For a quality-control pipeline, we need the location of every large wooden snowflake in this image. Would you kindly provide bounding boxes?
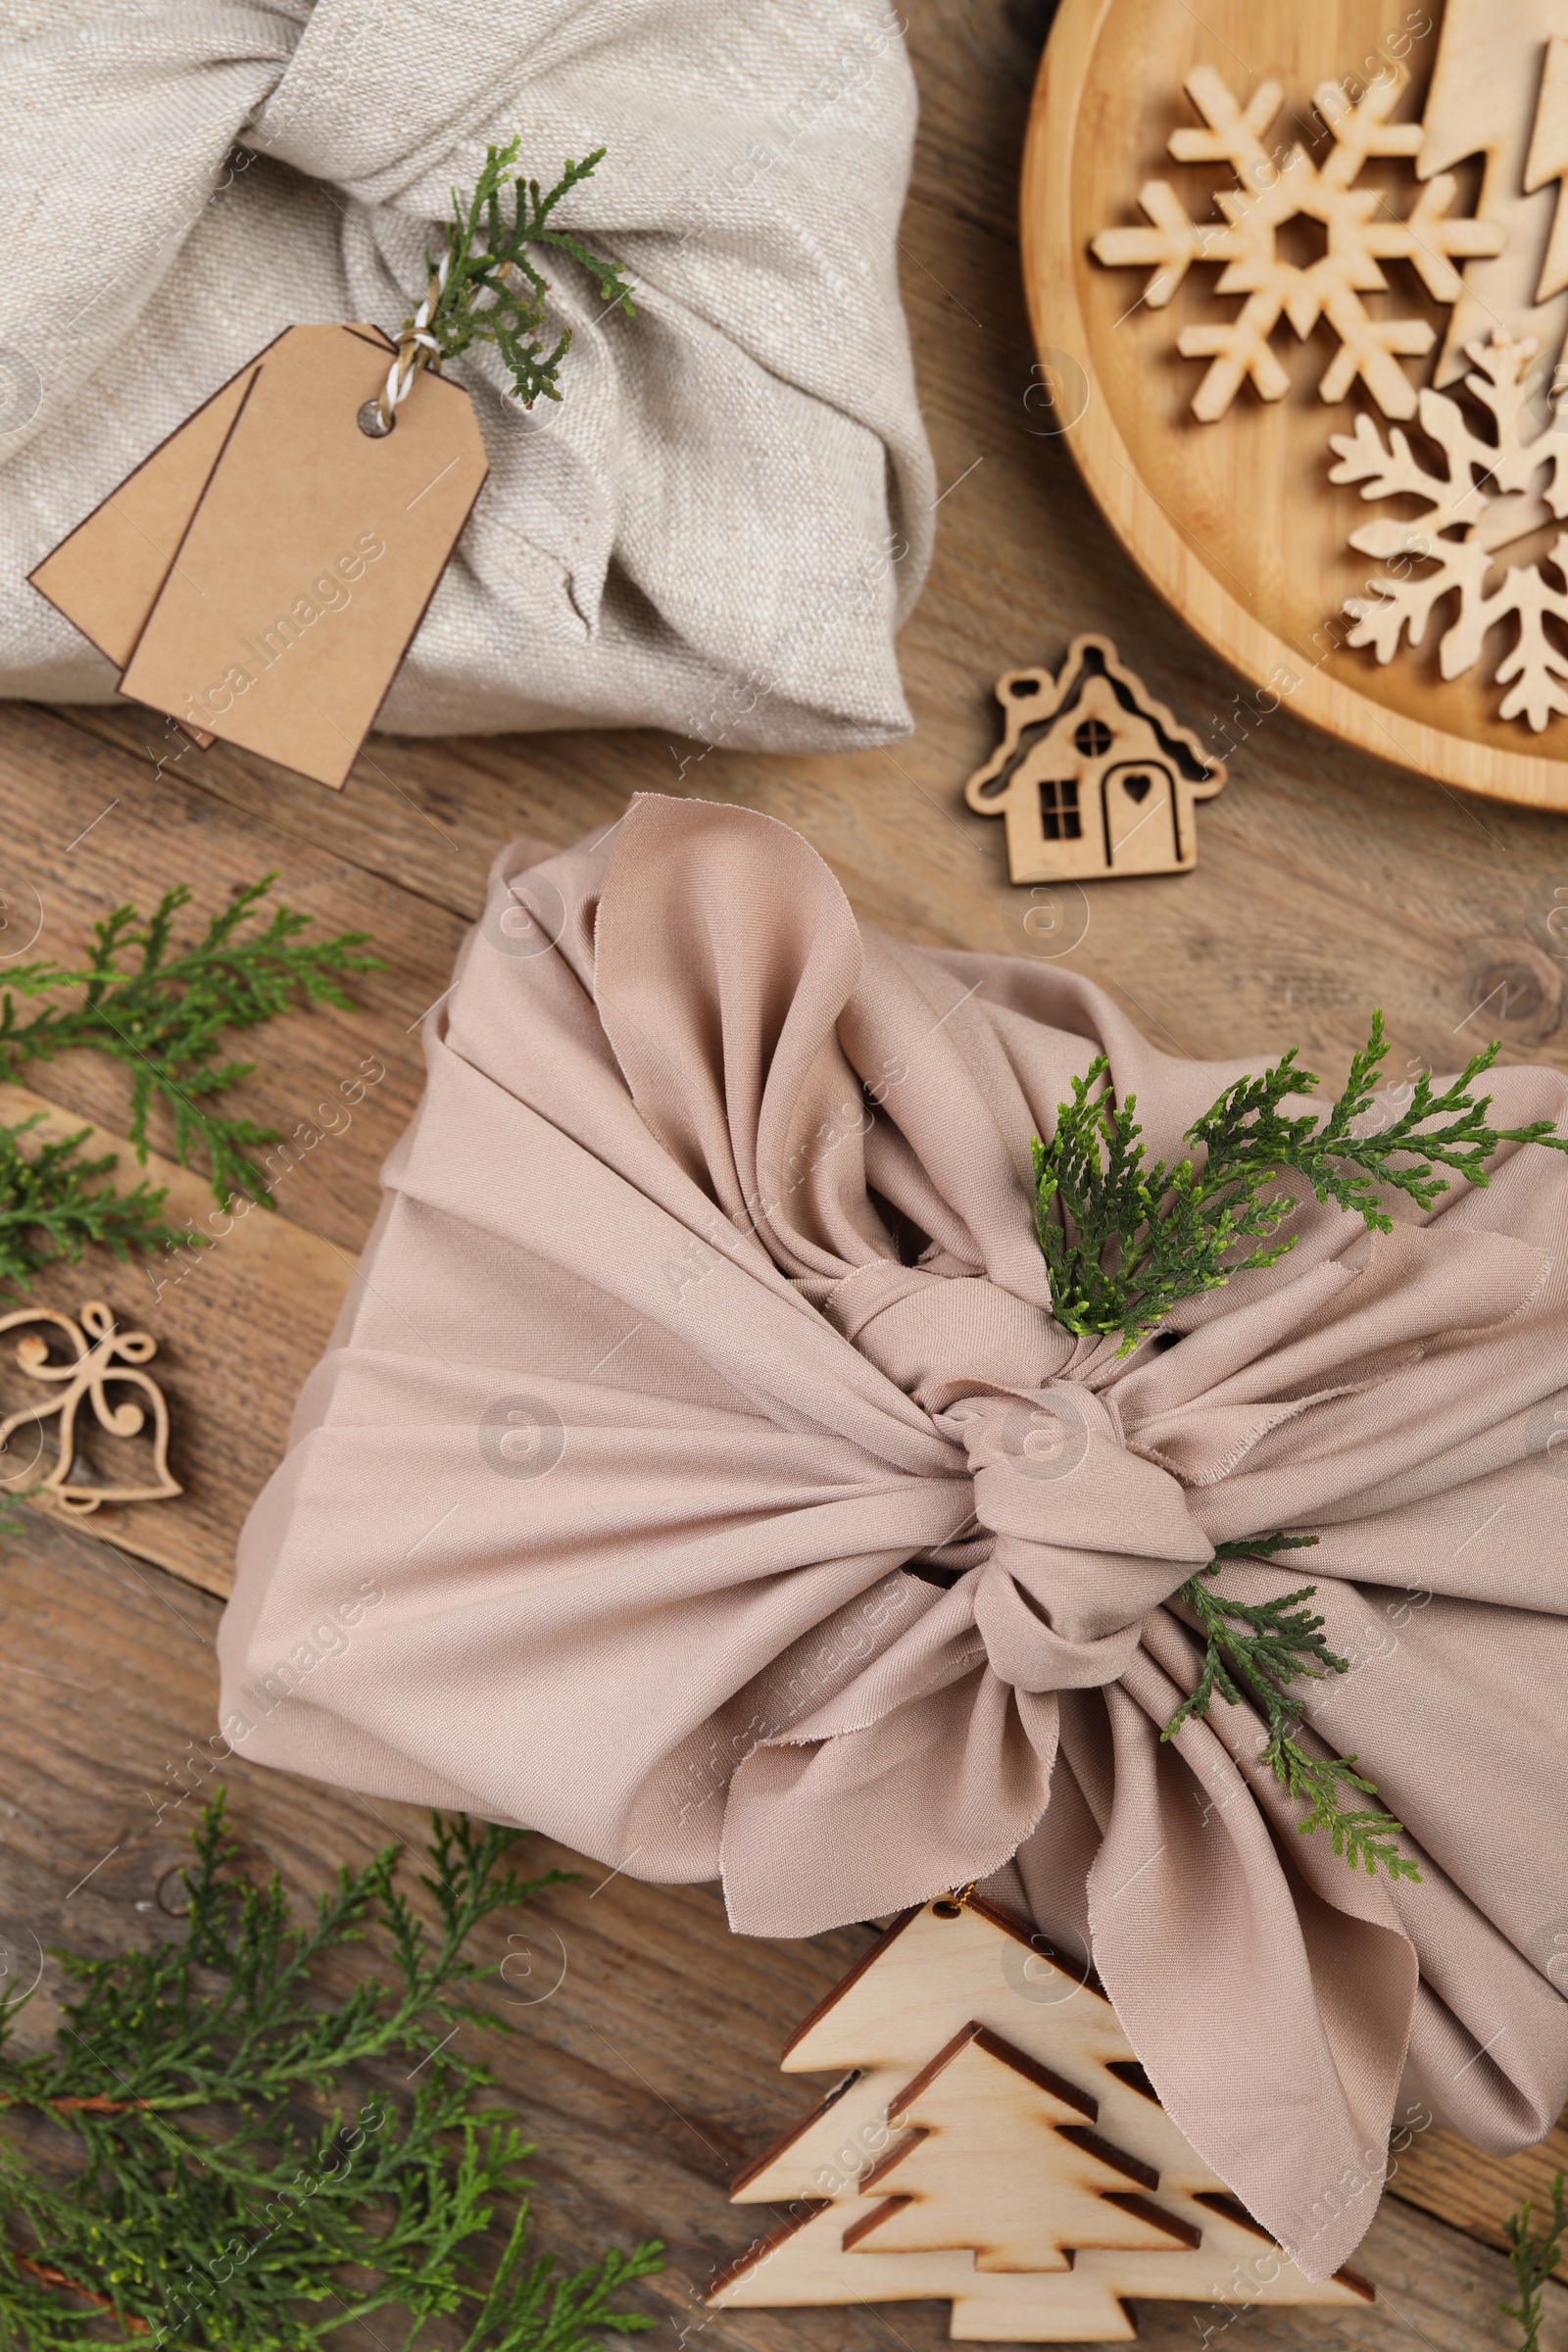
[1331,332,1568,731]
[1092,68,1504,421]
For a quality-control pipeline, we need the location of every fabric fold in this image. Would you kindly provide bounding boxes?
[220,793,1568,2278]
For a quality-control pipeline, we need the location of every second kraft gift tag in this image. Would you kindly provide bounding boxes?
[115,324,487,790]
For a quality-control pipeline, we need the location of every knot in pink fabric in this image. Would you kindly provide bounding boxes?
[943,1391,1213,1687]
[822,1258,1211,1690]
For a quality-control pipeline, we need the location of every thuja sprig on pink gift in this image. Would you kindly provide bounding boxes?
[1166,1536,1421,1885]
[1033,1008,1568,1355]
[1032,1011,1568,1886]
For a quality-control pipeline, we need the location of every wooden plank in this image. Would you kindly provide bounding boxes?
[0,706,464,1591]
[1392,2118,1568,2286]
[0,1522,1562,2352]
[0,1082,352,1597]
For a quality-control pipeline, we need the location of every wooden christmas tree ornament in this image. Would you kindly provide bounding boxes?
[963,636,1225,884]
[706,1893,1372,2342]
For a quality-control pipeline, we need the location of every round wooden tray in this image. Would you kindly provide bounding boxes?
[1023,0,1568,811]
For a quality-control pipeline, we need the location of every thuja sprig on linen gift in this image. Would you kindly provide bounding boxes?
[0,876,380,1212]
[380,139,636,425]
[0,1792,662,2352]
[1033,1009,1568,1354]
[34,146,631,795]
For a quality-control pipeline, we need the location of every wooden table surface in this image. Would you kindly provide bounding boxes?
[1,1,1564,2344]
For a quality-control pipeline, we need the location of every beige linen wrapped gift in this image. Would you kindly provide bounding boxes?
[0,0,933,749]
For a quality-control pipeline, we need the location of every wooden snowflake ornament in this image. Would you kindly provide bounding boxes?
[1091,67,1504,420]
[707,1894,1374,2342]
[1025,0,1568,793]
[1420,0,1568,393]
[963,637,1224,885]
[1331,332,1568,729]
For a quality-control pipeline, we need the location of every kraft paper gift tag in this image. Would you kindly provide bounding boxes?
[29,326,408,762]
[31,323,486,791]
[29,354,266,681]
[28,348,276,751]
[116,323,486,790]
[28,326,397,680]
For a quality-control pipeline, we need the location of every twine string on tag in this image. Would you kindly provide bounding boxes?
[363,245,454,436]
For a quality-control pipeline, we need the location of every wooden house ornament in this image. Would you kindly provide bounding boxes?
[707,1893,1372,2342]
[964,636,1226,885]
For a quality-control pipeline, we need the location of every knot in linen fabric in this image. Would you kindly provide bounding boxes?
[0,0,933,746]
[220,797,1568,2283]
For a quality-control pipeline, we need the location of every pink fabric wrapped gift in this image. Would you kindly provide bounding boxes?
[220,795,1568,2278]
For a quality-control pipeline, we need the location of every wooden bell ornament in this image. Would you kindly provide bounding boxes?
[0,1300,180,1513]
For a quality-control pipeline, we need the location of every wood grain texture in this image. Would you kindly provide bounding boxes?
[1391,2117,1568,2283]
[1,1522,1562,2351]
[1025,0,1568,808]
[0,0,1561,2332]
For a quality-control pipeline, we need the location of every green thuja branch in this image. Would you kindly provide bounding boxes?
[1500,2171,1566,2351]
[0,877,380,1210]
[0,1791,662,2352]
[0,1116,186,1290]
[416,139,635,409]
[1163,1535,1421,1884]
[1033,1010,1568,1353]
